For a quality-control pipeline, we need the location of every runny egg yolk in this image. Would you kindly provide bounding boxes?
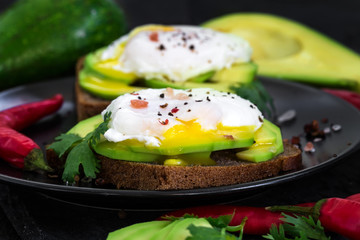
[160,120,256,149]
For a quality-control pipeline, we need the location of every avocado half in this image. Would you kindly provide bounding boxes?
[202,13,360,92]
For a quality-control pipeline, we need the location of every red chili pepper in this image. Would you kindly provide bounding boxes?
[164,205,284,235]
[0,94,63,130]
[346,193,360,202]
[0,94,63,171]
[268,197,360,240]
[164,193,360,238]
[323,88,360,110]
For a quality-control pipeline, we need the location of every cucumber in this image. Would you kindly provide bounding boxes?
[0,0,127,90]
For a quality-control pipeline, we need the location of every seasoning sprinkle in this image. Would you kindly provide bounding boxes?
[171,107,179,113]
[160,103,168,108]
[168,112,174,116]
[159,119,169,125]
[187,109,191,112]
[159,93,165,98]
[158,44,166,51]
[195,100,203,102]
[149,32,159,42]
[223,135,234,140]
[206,96,211,102]
[184,102,188,105]
[157,112,162,116]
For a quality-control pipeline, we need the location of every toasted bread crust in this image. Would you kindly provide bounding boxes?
[97,142,302,190]
[75,58,111,121]
[47,139,301,191]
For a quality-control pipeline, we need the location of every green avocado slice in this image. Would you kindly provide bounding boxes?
[84,48,137,85]
[107,221,170,240]
[211,62,257,84]
[95,130,254,156]
[202,13,360,91]
[144,62,257,91]
[78,69,144,100]
[236,119,284,162]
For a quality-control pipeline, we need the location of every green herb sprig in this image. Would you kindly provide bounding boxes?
[47,112,111,183]
[263,213,330,240]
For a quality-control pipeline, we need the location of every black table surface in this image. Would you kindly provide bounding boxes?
[1,0,360,239]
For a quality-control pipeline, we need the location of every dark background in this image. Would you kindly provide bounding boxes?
[2,0,359,53]
[0,1,360,240]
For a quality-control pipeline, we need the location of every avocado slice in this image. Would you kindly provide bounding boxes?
[81,61,256,99]
[236,119,284,162]
[107,220,171,240]
[163,218,212,240]
[84,48,137,84]
[163,152,215,166]
[97,130,254,156]
[211,62,257,84]
[149,219,182,240]
[78,69,144,100]
[202,13,360,91]
[67,114,102,137]
[144,62,257,90]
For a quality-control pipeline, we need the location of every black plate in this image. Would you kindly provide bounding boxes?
[0,77,359,210]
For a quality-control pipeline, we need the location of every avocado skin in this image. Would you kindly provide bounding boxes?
[0,0,127,90]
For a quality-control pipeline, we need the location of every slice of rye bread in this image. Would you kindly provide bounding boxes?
[47,141,302,190]
[75,58,111,121]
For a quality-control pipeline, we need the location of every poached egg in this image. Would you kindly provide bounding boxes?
[102,88,263,147]
[100,25,252,82]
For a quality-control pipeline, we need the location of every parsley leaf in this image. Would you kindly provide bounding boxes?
[47,112,111,183]
[89,111,111,147]
[62,140,100,183]
[205,215,232,229]
[47,133,82,157]
[263,214,330,240]
[174,214,246,240]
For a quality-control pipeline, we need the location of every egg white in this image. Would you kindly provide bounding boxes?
[100,25,252,82]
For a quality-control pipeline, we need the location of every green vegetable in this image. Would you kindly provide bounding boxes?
[47,112,111,183]
[0,0,127,90]
[263,214,330,240]
[107,214,247,240]
[203,13,360,92]
[106,213,330,240]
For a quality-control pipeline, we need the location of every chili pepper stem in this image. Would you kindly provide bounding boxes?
[24,148,53,172]
[266,199,327,221]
